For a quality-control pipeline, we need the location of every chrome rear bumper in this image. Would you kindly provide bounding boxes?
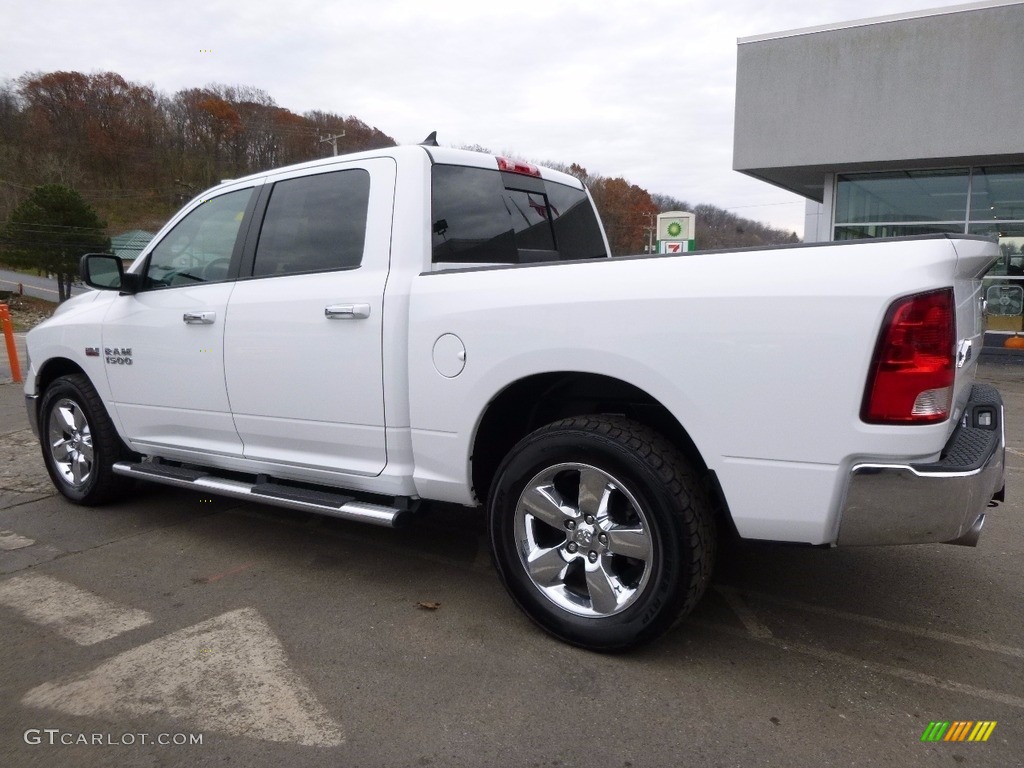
[836,384,1005,547]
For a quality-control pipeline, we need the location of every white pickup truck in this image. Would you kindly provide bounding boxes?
[24,143,1006,650]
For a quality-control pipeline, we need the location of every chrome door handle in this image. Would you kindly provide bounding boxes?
[183,311,216,325]
[325,304,371,320]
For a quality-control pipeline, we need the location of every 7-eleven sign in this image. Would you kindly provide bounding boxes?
[660,240,690,254]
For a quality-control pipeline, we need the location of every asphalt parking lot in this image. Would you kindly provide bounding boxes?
[0,366,1021,768]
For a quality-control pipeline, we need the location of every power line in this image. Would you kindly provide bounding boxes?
[725,201,805,210]
[2,221,109,233]
[0,239,107,249]
[0,179,167,196]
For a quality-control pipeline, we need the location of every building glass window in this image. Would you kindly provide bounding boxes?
[834,169,968,227]
[971,222,1024,334]
[834,223,963,240]
[970,167,1024,336]
[970,166,1024,222]
[834,166,1024,339]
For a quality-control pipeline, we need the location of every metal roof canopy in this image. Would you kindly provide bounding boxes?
[733,1,1024,202]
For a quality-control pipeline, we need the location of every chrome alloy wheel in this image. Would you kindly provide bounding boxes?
[47,397,94,487]
[513,462,654,618]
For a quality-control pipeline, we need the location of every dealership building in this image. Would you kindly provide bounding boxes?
[733,0,1024,351]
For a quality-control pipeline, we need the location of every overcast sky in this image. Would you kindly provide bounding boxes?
[1,0,976,236]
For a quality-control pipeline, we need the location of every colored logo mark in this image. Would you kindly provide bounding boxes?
[921,721,997,742]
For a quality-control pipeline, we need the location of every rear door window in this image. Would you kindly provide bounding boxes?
[251,169,370,278]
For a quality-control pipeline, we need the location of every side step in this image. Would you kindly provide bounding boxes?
[112,461,410,527]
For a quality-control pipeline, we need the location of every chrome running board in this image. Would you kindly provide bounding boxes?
[112,460,410,527]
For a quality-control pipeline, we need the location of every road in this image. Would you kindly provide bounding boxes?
[0,268,73,302]
[0,365,1022,767]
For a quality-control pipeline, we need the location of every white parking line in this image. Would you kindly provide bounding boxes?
[698,619,1024,710]
[23,608,345,747]
[0,530,35,550]
[715,586,773,639]
[707,586,1024,710]
[718,585,1024,659]
[0,573,153,645]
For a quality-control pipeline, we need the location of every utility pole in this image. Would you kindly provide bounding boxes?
[644,211,657,254]
[319,131,346,156]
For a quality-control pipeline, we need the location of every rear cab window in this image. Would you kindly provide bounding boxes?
[431,164,606,268]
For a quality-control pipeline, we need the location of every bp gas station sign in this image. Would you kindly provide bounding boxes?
[657,211,696,253]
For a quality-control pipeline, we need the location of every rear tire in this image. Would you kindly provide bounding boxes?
[488,416,716,651]
[39,374,133,505]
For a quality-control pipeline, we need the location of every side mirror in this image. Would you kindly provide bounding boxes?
[80,253,139,294]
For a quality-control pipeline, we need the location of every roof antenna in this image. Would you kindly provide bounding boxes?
[420,131,439,147]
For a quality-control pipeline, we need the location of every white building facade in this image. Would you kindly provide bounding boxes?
[733,1,1024,345]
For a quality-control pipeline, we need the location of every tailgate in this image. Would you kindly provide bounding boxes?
[950,236,1000,425]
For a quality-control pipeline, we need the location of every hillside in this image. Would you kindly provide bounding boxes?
[0,71,397,234]
[0,70,798,257]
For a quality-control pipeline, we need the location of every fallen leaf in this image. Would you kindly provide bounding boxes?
[416,601,441,611]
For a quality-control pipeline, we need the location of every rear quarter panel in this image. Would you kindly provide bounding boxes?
[406,236,998,544]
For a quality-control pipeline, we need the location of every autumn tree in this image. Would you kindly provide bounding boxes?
[190,85,315,172]
[0,81,27,217]
[170,88,246,186]
[0,184,110,301]
[588,176,659,256]
[304,111,393,155]
[538,163,655,254]
[18,71,91,157]
[0,70,401,230]
[565,163,591,184]
[18,71,165,189]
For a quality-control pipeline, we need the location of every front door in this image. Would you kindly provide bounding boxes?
[102,186,257,458]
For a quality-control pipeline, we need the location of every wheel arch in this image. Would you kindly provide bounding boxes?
[471,371,735,533]
[36,356,92,392]
[31,357,90,419]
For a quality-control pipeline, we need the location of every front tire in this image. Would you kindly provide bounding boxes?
[488,416,716,651]
[39,374,133,505]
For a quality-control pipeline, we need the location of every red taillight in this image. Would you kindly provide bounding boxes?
[862,288,955,424]
[497,157,541,177]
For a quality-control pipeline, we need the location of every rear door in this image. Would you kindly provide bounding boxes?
[223,157,395,476]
